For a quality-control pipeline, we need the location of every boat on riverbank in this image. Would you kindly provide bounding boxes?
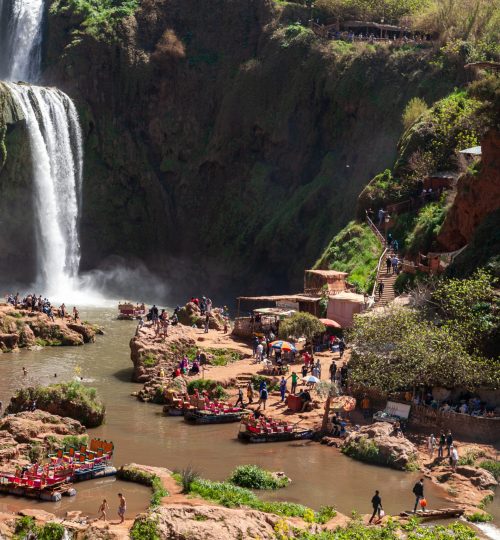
[184,409,247,424]
[238,417,314,443]
[399,508,465,520]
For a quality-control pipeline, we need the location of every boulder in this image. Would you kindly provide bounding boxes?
[144,504,278,540]
[455,466,498,490]
[342,422,418,470]
[0,333,19,350]
[67,323,96,343]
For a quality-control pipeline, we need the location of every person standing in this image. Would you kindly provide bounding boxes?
[338,338,346,359]
[289,371,298,394]
[412,478,425,513]
[256,341,264,362]
[428,433,436,458]
[446,431,453,457]
[252,335,259,358]
[450,445,459,471]
[204,313,210,333]
[279,377,287,403]
[361,395,371,419]
[386,255,391,273]
[117,493,126,523]
[369,490,383,524]
[329,361,337,382]
[246,382,254,404]
[438,431,445,458]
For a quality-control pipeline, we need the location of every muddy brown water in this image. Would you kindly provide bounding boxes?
[0,307,497,530]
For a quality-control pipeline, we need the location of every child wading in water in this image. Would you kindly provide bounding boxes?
[97,499,109,521]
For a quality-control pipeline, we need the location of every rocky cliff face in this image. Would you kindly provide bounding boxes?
[0,83,37,285]
[1,0,457,298]
[438,129,500,251]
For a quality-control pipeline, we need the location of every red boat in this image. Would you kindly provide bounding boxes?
[117,302,146,320]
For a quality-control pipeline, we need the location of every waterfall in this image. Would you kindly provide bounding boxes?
[0,0,44,81]
[7,83,83,298]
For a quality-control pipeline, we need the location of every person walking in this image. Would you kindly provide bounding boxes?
[279,377,287,402]
[377,282,384,298]
[235,387,244,407]
[338,338,345,359]
[97,499,109,521]
[258,383,268,410]
[369,490,383,524]
[428,433,436,459]
[386,255,391,273]
[412,478,425,513]
[446,431,453,457]
[438,431,445,458]
[329,361,337,382]
[117,493,126,523]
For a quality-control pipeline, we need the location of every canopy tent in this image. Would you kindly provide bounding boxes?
[319,318,342,328]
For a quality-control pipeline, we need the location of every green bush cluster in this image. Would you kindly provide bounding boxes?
[7,381,105,427]
[50,0,139,39]
[185,476,333,522]
[479,460,500,480]
[250,375,280,392]
[130,515,160,540]
[228,465,289,489]
[118,466,168,508]
[341,437,384,464]
[186,379,229,399]
[466,512,493,523]
[14,516,65,540]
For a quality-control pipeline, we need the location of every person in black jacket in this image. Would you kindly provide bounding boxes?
[413,478,425,513]
[369,490,383,524]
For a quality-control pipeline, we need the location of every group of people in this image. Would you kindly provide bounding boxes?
[5,293,79,322]
[97,493,126,524]
[368,478,428,524]
[427,430,460,470]
[414,391,497,419]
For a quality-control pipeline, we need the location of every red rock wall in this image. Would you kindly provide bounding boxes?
[438,129,500,251]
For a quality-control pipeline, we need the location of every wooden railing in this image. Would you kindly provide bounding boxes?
[365,214,385,246]
[371,247,388,300]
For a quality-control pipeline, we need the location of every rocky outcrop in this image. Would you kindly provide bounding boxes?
[177,302,225,330]
[438,129,500,251]
[0,304,98,351]
[342,422,418,470]
[6,383,105,428]
[140,504,278,540]
[455,466,498,490]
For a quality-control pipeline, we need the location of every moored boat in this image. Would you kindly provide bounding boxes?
[238,426,314,443]
[399,508,465,520]
[184,409,246,424]
[117,302,146,320]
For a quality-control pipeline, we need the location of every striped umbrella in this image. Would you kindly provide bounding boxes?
[269,340,297,352]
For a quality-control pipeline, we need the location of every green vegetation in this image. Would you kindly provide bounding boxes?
[279,311,326,341]
[315,222,380,293]
[274,517,479,539]
[186,379,228,399]
[402,97,428,130]
[130,515,160,540]
[50,0,139,39]
[178,473,334,522]
[478,494,494,509]
[479,460,500,480]
[457,448,485,466]
[185,346,242,366]
[348,271,500,393]
[14,516,65,540]
[467,512,493,523]
[250,375,280,392]
[7,381,105,427]
[142,353,158,367]
[342,437,385,465]
[228,465,289,489]
[405,200,448,256]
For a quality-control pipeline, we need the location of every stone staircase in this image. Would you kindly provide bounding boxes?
[374,267,398,306]
[235,373,254,388]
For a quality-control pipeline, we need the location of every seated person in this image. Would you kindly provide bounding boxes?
[298,389,312,412]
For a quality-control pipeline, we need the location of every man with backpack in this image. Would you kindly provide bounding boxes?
[412,478,425,513]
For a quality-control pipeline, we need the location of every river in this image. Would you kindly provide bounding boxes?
[0,307,498,532]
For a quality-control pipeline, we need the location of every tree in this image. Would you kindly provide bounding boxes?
[279,312,325,343]
[316,381,340,431]
[348,305,498,392]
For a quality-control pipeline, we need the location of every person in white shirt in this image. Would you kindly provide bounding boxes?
[450,445,459,471]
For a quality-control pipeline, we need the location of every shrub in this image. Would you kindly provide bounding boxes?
[315,505,337,524]
[186,379,228,398]
[342,437,381,463]
[405,201,448,256]
[228,465,289,490]
[38,523,65,540]
[402,97,428,130]
[467,512,493,523]
[479,494,494,509]
[479,460,500,480]
[457,448,485,466]
[250,375,279,392]
[143,354,157,367]
[130,515,160,540]
[180,466,199,494]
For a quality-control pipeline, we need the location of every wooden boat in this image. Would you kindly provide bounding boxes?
[399,508,465,520]
[238,427,314,443]
[184,409,246,424]
[117,302,146,320]
[163,404,186,416]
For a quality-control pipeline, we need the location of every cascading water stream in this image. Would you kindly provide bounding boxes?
[0,0,44,82]
[0,0,93,300]
[6,83,83,297]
